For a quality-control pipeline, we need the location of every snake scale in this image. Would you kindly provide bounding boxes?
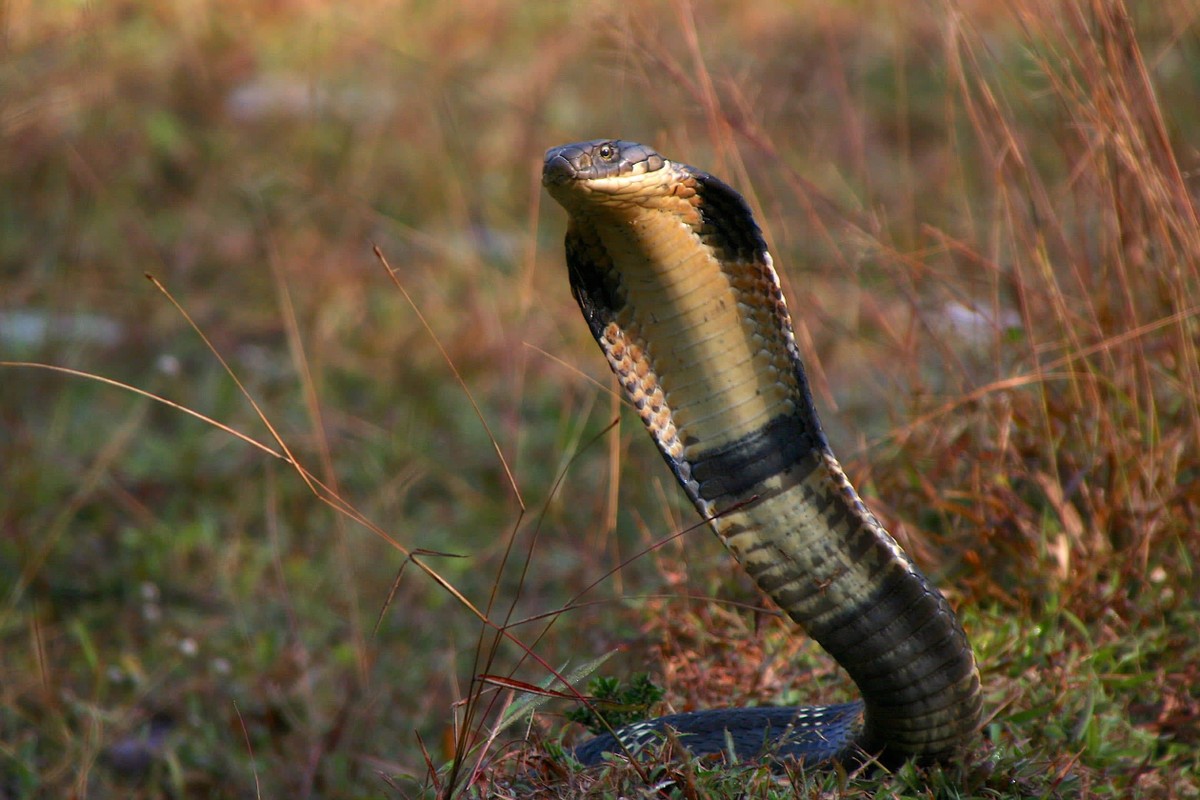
[542,139,982,767]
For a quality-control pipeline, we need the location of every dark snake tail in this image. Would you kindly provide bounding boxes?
[543,139,981,766]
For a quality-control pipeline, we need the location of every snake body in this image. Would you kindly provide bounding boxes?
[543,139,981,766]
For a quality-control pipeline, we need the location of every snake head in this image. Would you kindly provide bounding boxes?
[543,139,665,184]
[543,139,671,211]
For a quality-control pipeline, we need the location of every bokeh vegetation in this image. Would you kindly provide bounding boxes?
[2,1,1198,797]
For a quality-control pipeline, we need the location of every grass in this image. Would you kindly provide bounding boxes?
[2,0,1199,797]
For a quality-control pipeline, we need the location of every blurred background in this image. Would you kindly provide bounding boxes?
[2,1,1198,797]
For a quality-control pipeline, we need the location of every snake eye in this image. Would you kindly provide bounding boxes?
[597,143,617,161]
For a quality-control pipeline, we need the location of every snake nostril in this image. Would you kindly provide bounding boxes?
[542,153,576,186]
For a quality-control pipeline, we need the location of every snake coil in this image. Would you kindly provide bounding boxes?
[543,139,981,767]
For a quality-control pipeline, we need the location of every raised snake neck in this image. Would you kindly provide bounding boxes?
[543,139,981,767]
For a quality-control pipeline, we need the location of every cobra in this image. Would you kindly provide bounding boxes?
[542,139,982,767]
